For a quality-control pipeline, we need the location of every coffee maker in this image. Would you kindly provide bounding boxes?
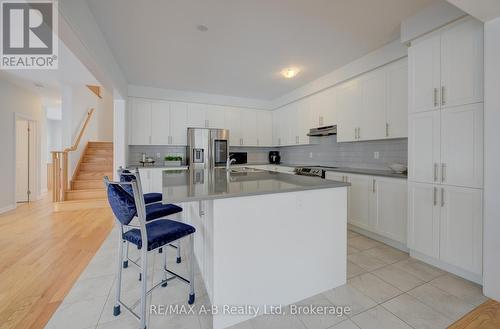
[269,151,281,164]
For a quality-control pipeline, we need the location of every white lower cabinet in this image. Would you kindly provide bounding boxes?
[374,177,408,244]
[325,172,407,244]
[408,182,483,276]
[408,182,440,258]
[347,174,372,230]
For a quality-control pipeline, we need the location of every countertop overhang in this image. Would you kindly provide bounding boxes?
[162,168,350,203]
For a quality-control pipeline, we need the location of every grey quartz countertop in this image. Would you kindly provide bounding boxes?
[162,168,349,203]
[274,163,407,179]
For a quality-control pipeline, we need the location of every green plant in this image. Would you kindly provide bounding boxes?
[164,155,182,161]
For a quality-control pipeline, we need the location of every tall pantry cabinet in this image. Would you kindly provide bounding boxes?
[407,17,484,282]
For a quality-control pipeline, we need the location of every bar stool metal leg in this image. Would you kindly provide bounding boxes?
[188,234,195,304]
[123,241,129,268]
[114,235,123,316]
[161,247,168,287]
[176,240,182,263]
[140,247,148,329]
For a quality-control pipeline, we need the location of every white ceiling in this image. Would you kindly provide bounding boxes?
[2,41,98,103]
[87,0,435,100]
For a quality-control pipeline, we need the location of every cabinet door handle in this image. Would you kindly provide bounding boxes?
[372,179,376,193]
[358,128,361,139]
[441,86,446,106]
[441,163,446,183]
[434,163,438,182]
[278,138,281,146]
[385,123,389,137]
[319,116,324,126]
[434,88,439,107]
[441,188,445,207]
[433,187,437,206]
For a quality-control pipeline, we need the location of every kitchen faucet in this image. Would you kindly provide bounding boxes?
[226,156,237,171]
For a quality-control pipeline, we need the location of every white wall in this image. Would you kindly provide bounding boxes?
[97,87,114,141]
[0,75,43,213]
[483,16,500,302]
[113,99,126,180]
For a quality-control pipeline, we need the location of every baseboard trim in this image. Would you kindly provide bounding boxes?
[410,250,483,285]
[348,224,409,252]
[0,204,16,214]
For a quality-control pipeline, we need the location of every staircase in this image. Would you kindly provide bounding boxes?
[54,142,113,211]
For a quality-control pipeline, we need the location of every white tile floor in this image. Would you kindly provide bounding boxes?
[45,228,488,329]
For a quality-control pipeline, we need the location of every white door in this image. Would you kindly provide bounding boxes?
[308,87,336,127]
[151,101,170,145]
[408,182,440,258]
[16,120,30,202]
[374,177,407,243]
[408,111,441,184]
[129,99,151,145]
[359,68,386,141]
[440,103,483,188]
[278,107,292,146]
[287,102,300,145]
[336,79,361,142]
[187,104,207,128]
[169,102,188,145]
[225,108,241,146]
[439,186,483,275]
[386,58,408,138]
[256,110,272,146]
[440,19,484,108]
[408,33,441,113]
[348,174,372,230]
[240,110,257,146]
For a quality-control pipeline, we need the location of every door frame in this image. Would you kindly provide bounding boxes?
[13,113,41,205]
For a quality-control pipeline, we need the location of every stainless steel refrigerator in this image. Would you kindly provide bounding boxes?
[187,128,229,169]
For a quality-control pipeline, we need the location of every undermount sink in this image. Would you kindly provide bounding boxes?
[230,167,264,174]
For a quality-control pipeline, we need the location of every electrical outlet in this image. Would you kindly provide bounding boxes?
[374,151,379,160]
[156,152,161,159]
[309,152,313,158]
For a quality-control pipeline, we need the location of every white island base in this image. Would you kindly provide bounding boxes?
[183,187,347,329]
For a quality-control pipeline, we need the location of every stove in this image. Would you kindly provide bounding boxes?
[294,167,327,178]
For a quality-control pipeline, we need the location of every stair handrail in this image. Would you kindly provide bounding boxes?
[52,108,95,202]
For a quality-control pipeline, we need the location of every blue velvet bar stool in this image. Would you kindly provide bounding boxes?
[118,168,184,267]
[104,176,196,329]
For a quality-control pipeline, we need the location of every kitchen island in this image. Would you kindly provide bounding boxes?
[161,168,349,329]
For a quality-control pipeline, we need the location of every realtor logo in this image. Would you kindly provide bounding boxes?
[1,0,58,69]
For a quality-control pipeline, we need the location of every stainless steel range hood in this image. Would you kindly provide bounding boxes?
[307,125,337,137]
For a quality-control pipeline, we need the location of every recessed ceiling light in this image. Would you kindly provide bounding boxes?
[281,67,300,79]
[196,25,209,32]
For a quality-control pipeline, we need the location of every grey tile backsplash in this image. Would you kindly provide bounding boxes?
[128,136,407,170]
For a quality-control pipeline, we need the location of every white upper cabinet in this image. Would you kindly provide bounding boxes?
[336,58,408,142]
[205,105,226,128]
[408,110,441,184]
[409,17,483,114]
[129,99,152,145]
[440,19,484,109]
[336,79,361,142]
[308,87,336,127]
[224,108,242,146]
[440,103,483,188]
[187,103,207,128]
[240,110,258,146]
[408,33,441,114]
[151,101,171,145]
[169,102,188,145]
[256,111,273,147]
[359,68,387,141]
[439,186,483,275]
[386,58,408,138]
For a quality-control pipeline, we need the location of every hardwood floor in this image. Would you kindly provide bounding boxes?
[449,299,500,329]
[0,195,114,329]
